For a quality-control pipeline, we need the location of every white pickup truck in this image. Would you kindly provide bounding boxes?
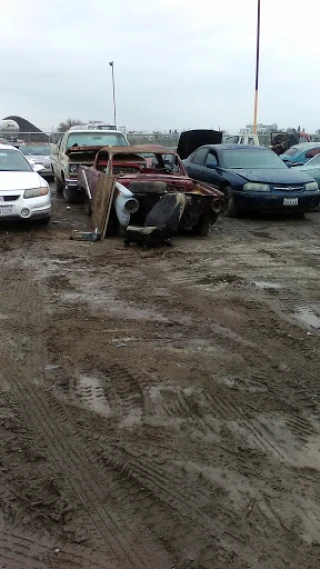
[51,128,129,202]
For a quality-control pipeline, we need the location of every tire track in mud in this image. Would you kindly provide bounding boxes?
[0,251,172,569]
[99,446,226,536]
[204,390,287,461]
[1,357,172,569]
[141,268,320,542]
[0,529,108,569]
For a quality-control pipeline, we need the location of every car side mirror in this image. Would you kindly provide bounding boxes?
[206,161,217,169]
[33,163,45,172]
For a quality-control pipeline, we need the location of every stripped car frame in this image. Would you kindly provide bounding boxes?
[78,146,224,236]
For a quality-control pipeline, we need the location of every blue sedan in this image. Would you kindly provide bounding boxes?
[280,142,320,167]
[183,144,320,217]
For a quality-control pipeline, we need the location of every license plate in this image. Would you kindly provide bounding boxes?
[283,198,298,206]
[0,207,12,215]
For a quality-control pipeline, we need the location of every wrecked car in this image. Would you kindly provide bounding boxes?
[78,145,224,236]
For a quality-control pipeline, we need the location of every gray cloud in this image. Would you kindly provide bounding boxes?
[1,0,319,132]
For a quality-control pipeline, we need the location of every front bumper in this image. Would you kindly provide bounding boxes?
[0,192,51,221]
[66,178,80,190]
[234,190,320,212]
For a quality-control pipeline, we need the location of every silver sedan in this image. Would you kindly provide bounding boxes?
[0,145,51,224]
[19,142,53,178]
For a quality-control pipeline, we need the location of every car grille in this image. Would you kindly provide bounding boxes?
[1,195,20,202]
[273,185,305,192]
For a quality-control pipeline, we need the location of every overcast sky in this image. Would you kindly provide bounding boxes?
[0,0,319,132]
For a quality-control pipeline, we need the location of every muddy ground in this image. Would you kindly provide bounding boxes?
[1,187,320,569]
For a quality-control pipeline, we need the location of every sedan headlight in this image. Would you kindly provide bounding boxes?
[305,181,319,191]
[24,187,50,199]
[243,182,270,192]
[69,164,79,174]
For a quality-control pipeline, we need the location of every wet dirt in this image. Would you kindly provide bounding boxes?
[1,189,320,568]
[293,306,320,329]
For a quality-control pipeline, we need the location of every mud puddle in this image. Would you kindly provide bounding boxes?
[293,306,320,329]
[252,280,283,290]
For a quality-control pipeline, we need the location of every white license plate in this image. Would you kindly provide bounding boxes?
[0,207,12,215]
[283,198,298,206]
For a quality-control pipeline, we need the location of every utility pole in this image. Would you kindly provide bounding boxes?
[109,61,117,127]
[253,0,261,134]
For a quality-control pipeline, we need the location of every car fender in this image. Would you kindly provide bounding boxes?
[114,181,139,227]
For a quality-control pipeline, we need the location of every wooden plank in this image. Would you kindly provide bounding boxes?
[91,174,116,238]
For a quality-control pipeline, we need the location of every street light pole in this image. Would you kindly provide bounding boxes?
[253,0,261,134]
[109,61,117,127]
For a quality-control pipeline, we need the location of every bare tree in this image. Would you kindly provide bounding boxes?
[57,118,84,132]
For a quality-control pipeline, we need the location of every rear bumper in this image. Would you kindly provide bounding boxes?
[234,191,320,212]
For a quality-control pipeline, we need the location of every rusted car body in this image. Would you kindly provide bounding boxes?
[78,146,224,235]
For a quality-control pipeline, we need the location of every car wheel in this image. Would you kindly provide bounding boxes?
[34,216,51,226]
[118,225,127,238]
[63,185,78,204]
[192,215,211,236]
[223,186,238,217]
[55,177,64,195]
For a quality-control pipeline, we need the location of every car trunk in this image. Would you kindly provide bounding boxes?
[177,129,222,160]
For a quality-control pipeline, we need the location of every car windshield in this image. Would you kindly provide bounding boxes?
[0,149,33,171]
[66,132,128,149]
[222,149,288,169]
[20,144,50,156]
[225,136,240,143]
[305,154,320,166]
[282,147,300,158]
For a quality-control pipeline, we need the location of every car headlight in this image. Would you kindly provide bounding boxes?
[24,187,50,198]
[243,182,270,192]
[305,181,319,191]
[69,164,79,174]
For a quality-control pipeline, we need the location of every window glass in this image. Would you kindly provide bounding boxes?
[191,147,208,165]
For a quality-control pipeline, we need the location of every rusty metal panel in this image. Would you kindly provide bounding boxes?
[91,174,116,238]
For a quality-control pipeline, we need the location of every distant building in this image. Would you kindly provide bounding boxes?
[240,123,278,134]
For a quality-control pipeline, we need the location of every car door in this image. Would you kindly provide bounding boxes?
[202,149,221,185]
[184,147,209,181]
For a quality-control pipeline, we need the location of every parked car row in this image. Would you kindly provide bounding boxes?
[1,128,320,230]
[182,142,320,217]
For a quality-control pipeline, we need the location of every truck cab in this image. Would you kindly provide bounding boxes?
[51,128,129,202]
[224,134,260,146]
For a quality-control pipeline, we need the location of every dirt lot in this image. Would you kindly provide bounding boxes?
[1,187,320,569]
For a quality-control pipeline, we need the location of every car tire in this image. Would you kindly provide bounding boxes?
[63,185,79,204]
[34,216,51,226]
[192,215,211,236]
[118,225,127,238]
[223,186,238,217]
[291,211,305,219]
[55,177,64,195]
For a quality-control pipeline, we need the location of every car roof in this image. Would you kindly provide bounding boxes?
[287,142,320,152]
[203,144,269,151]
[67,129,125,136]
